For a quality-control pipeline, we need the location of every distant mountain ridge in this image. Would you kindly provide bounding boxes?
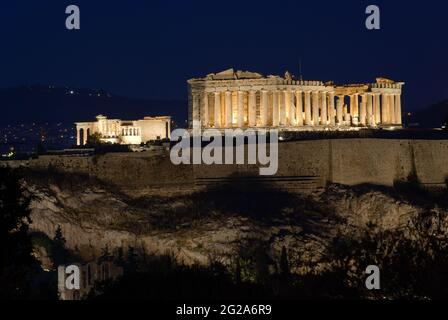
[1,85,447,129]
[0,85,187,126]
[409,100,448,128]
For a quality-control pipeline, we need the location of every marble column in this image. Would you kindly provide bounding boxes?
[349,95,357,125]
[283,91,289,126]
[395,94,402,125]
[167,120,171,139]
[353,94,359,125]
[192,93,200,125]
[381,93,389,124]
[225,91,233,128]
[202,93,209,128]
[279,91,287,126]
[328,92,336,126]
[237,91,245,127]
[389,94,396,124]
[287,90,295,126]
[248,90,257,127]
[214,92,222,128]
[374,93,381,125]
[272,91,280,127]
[260,90,268,127]
[366,93,373,126]
[76,128,81,146]
[336,96,344,125]
[360,94,367,126]
[320,91,327,125]
[82,128,88,145]
[295,90,304,126]
[344,105,350,124]
[312,91,319,126]
[304,91,312,125]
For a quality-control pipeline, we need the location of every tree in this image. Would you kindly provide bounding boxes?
[53,225,66,246]
[234,259,241,284]
[0,167,38,298]
[126,246,139,274]
[52,225,68,268]
[114,247,125,267]
[87,132,103,147]
[279,246,290,277]
[98,245,113,263]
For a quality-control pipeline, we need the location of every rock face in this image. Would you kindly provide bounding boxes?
[26,171,440,273]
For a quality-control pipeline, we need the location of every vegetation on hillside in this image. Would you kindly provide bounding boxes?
[87,208,448,300]
[0,167,57,299]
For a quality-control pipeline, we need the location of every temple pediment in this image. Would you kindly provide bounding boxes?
[376,77,396,84]
[205,68,264,80]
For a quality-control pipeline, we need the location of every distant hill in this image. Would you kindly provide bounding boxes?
[3,85,446,130]
[0,85,187,126]
[408,100,448,128]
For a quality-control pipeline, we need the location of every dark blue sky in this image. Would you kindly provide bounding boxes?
[1,0,448,111]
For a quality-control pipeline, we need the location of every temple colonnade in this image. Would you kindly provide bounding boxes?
[190,87,402,129]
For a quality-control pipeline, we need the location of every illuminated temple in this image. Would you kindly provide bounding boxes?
[75,115,171,146]
[187,68,404,130]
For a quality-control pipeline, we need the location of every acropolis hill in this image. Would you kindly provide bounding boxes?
[3,69,448,194]
[5,138,448,266]
[2,71,448,270]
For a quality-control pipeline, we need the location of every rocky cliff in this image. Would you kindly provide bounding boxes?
[25,169,445,274]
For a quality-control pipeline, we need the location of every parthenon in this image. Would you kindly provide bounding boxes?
[187,68,404,130]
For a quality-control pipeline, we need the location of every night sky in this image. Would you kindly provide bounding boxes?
[1,0,448,112]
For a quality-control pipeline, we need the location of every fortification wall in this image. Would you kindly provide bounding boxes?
[329,139,448,187]
[4,139,448,192]
[191,139,448,189]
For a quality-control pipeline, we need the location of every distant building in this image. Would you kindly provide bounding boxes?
[58,261,123,300]
[75,115,171,146]
[188,68,405,130]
